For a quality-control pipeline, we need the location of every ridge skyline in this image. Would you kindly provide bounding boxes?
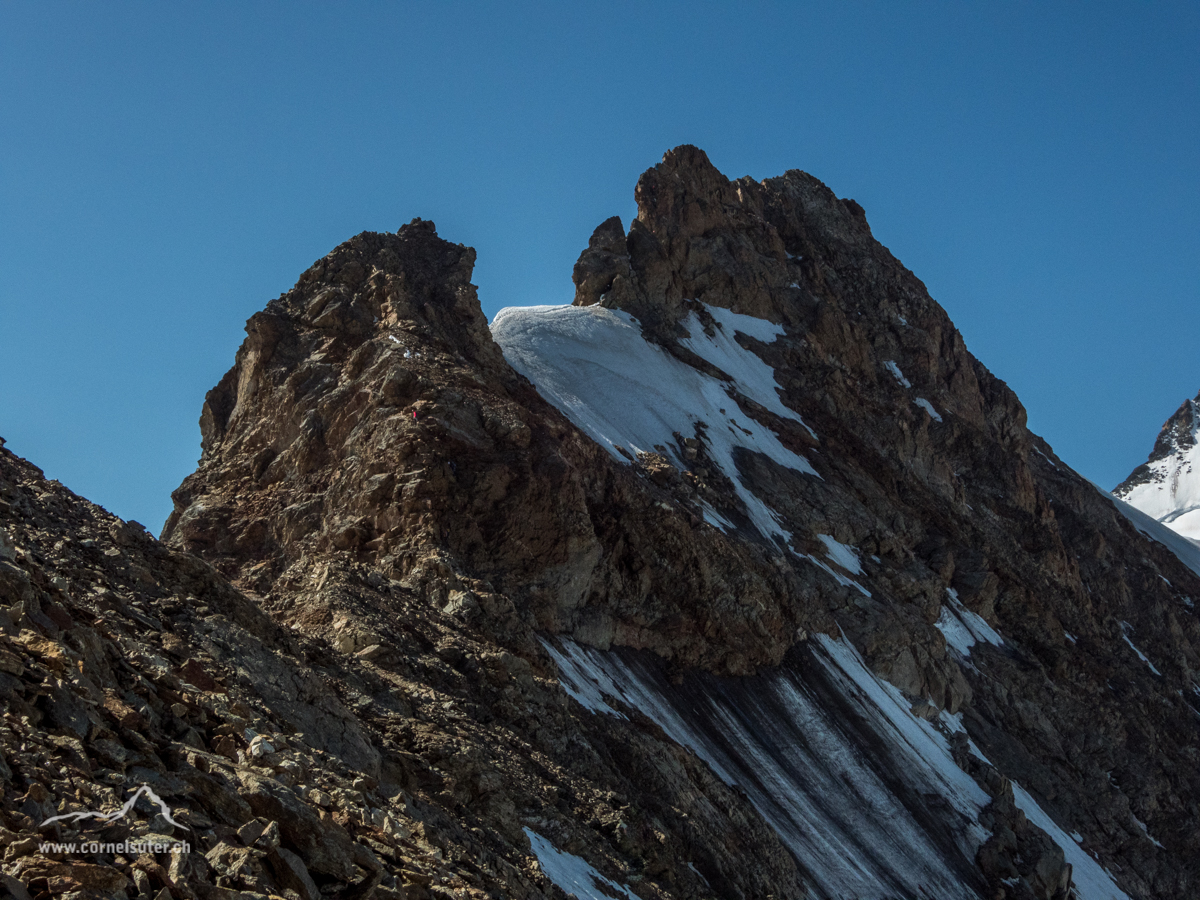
[2,4,1197,534]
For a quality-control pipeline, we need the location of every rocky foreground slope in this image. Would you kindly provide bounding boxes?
[2,147,1199,900]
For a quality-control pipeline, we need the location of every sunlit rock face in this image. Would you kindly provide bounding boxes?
[3,146,1186,900]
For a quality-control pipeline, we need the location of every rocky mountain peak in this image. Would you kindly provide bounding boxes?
[194,219,505,464]
[572,144,882,335]
[282,217,500,365]
[58,147,1199,900]
[1114,392,1199,497]
[573,146,1030,468]
[1147,393,1199,462]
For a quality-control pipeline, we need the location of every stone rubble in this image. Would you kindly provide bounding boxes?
[1,442,793,899]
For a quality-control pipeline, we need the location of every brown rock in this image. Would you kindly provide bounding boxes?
[179,658,219,692]
[8,858,130,894]
[267,846,321,900]
[236,771,356,880]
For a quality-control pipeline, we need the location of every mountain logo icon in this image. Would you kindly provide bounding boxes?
[40,784,185,830]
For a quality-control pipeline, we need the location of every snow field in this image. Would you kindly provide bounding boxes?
[1118,402,1200,541]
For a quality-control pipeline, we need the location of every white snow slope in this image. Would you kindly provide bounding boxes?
[1099,482,1200,583]
[491,302,816,542]
[936,588,1004,657]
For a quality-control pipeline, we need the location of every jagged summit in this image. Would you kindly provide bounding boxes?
[1115,389,1200,541]
[189,218,507,464]
[1127,391,1199,467]
[571,144,886,335]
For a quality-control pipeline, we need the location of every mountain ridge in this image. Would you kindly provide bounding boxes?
[158,145,1200,898]
[0,147,1196,900]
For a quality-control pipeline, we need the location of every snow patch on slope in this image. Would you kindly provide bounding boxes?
[524,828,639,900]
[680,305,817,441]
[492,303,817,541]
[883,360,911,388]
[936,588,1004,657]
[798,553,871,597]
[797,535,871,596]
[542,639,628,718]
[915,397,944,422]
[817,534,862,575]
[881,360,943,422]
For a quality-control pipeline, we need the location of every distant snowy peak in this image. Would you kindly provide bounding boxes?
[1114,390,1200,542]
[1139,393,1200,465]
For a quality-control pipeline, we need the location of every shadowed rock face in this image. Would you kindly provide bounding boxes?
[3,148,1197,899]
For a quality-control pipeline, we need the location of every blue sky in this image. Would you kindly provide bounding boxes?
[2,2,1197,533]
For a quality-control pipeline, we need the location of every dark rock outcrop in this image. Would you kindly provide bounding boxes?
[162,148,1200,899]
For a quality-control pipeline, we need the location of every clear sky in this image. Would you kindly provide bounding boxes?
[2,2,1197,534]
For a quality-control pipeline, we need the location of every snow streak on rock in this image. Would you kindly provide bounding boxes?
[546,634,1133,900]
[1120,622,1163,676]
[539,637,628,719]
[883,360,911,388]
[544,636,989,899]
[678,305,817,440]
[936,588,1004,657]
[960,725,1130,900]
[915,397,943,422]
[817,535,863,575]
[524,828,640,900]
[798,551,871,598]
[1008,784,1130,900]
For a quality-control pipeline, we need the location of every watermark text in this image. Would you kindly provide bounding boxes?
[38,839,190,855]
